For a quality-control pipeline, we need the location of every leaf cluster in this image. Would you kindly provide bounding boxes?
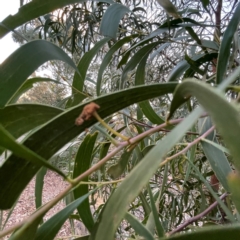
[0,0,240,240]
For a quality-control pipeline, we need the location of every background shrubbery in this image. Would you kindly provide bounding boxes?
[1,0,240,239]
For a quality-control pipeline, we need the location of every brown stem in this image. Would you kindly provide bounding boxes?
[168,192,228,236]
[160,126,215,167]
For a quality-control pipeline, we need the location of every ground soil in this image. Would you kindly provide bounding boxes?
[1,171,90,240]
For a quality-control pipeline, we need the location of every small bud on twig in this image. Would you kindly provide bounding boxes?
[75,102,100,126]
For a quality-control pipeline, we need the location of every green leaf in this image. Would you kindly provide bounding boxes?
[139,101,165,124]
[67,37,110,107]
[0,125,67,180]
[201,40,219,50]
[163,224,240,240]
[185,27,202,45]
[73,236,90,240]
[156,0,181,19]
[200,138,230,154]
[35,189,97,240]
[167,60,189,82]
[178,8,201,17]
[100,3,131,39]
[168,79,240,173]
[91,108,203,240]
[97,35,138,95]
[184,53,204,76]
[124,213,154,240]
[187,159,235,222]
[0,104,62,137]
[73,132,98,232]
[0,40,78,107]
[148,186,165,237]
[0,104,62,155]
[121,42,159,88]
[184,125,197,186]
[126,18,201,55]
[228,173,240,213]
[0,83,177,210]
[35,167,47,210]
[216,3,240,84]
[139,192,151,217]
[199,117,232,191]
[135,49,165,124]
[107,148,133,179]
[219,66,240,91]
[0,0,114,39]
[184,52,218,78]
[168,53,217,81]
[200,0,210,9]
[99,142,111,174]
[9,78,61,104]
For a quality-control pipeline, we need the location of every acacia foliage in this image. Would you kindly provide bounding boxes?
[0,0,240,239]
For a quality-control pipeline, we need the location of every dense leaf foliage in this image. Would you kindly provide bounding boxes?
[1,0,240,239]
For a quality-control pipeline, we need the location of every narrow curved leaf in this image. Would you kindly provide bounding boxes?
[216,3,240,84]
[121,42,159,88]
[228,173,240,213]
[0,104,62,138]
[35,167,47,210]
[199,117,232,191]
[187,156,235,222]
[167,60,189,82]
[125,213,154,240]
[73,236,89,240]
[126,18,200,55]
[135,49,165,124]
[139,101,165,124]
[73,132,98,232]
[139,192,151,217]
[100,3,131,39]
[0,125,67,179]
[200,0,210,9]
[185,27,203,47]
[0,104,62,155]
[168,79,240,172]
[201,138,230,154]
[167,53,217,81]
[201,40,219,50]
[9,77,61,104]
[184,53,204,77]
[107,148,133,179]
[0,0,114,39]
[156,0,181,19]
[178,8,201,17]
[67,37,110,107]
[97,35,138,95]
[184,52,218,78]
[0,40,78,107]
[148,186,164,237]
[163,224,240,240]
[0,83,177,210]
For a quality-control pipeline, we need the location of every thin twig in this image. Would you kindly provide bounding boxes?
[168,192,228,236]
[160,126,215,167]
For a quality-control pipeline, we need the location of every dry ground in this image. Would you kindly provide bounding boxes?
[1,171,90,239]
